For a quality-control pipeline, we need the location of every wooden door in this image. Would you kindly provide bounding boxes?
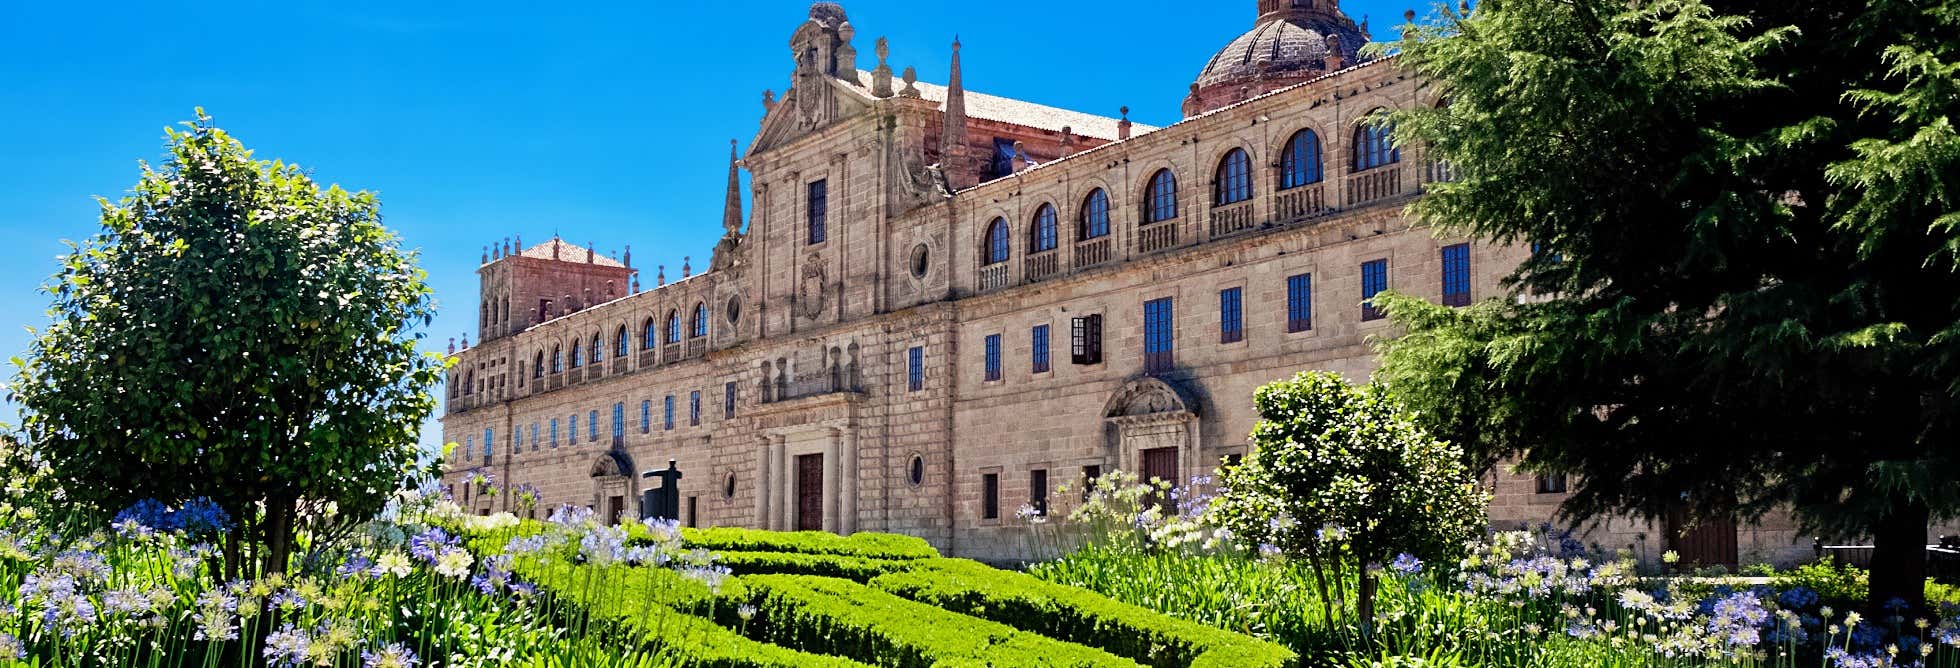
[1667,510,1739,569]
[605,496,623,526]
[1142,447,1179,512]
[796,454,824,531]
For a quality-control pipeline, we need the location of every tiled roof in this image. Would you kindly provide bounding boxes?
[842,71,1158,141]
[515,238,628,268]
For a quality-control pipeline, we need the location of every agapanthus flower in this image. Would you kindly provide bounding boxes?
[175,498,233,537]
[48,549,111,583]
[1778,586,1820,611]
[263,624,312,668]
[375,552,414,578]
[409,527,455,565]
[1706,591,1770,652]
[579,524,628,565]
[192,589,238,641]
[113,499,175,533]
[0,631,22,659]
[1390,553,1423,575]
[681,565,733,593]
[337,553,375,579]
[362,643,421,668]
[20,570,96,637]
[269,588,307,612]
[737,603,758,621]
[434,549,474,579]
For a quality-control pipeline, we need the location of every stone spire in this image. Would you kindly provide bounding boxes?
[871,37,894,97]
[623,244,632,268]
[723,140,745,236]
[941,37,974,189]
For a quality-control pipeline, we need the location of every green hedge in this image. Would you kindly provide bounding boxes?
[737,574,1144,668]
[675,528,939,560]
[713,550,914,581]
[872,559,1295,668]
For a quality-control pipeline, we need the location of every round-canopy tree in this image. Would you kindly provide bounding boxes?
[12,111,443,575]
[1211,371,1487,636]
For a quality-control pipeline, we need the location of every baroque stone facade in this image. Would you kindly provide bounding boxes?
[438,1,1857,566]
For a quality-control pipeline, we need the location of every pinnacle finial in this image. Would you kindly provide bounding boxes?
[724,140,746,235]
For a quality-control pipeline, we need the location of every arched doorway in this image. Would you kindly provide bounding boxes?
[589,449,639,525]
[1102,377,1200,492]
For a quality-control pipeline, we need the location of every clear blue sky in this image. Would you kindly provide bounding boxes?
[0,0,1415,450]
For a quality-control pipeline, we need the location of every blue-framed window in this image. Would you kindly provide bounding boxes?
[590,334,602,364]
[550,418,559,447]
[1032,324,1051,373]
[1441,243,1472,307]
[1030,205,1058,253]
[1287,273,1313,332]
[611,403,625,444]
[483,429,494,463]
[983,218,1010,266]
[567,414,577,444]
[1144,170,1178,223]
[807,179,828,245]
[664,396,675,431]
[1144,297,1175,374]
[552,346,563,373]
[1361,259,1389,321]
[908,346,925,392]
[1215,149,1252,205]
[614,326,628,358]
[569,341,582,369]
[513,427,522,453]
[984,334,1002,382]
[666,312,681,344]
[1079,189,1110,240]
[531,423,540,451]
[724,382,737,419]
[643,318,657,350]
[1220,287,1244,344]
[1354,121,1401,171]
[689,391,701,426]
[641,400,651,434]
[1280,129,1323,189]
[587,410,598,443]
[691,303,708,338]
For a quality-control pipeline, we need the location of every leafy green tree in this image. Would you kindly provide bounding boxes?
[1374,0,1960,611]
[12,111,444,576]
[1212,372,1487,636]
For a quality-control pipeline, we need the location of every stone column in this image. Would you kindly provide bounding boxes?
[822,429,841,533]
[754,437,773,530]
[841,427,859,534]
[1183,414,1201,486]
[771,435,790,530]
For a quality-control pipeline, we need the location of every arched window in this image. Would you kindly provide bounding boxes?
[690,303,708,338]
[463,371,474,395]
[590,334,602,364]
[614,325,628,358]
[642,317,656,350]
[665,311,681,344]
[1029,204,1058,253]
[983,218,1010,266]
[551,345,563,373]
[1354,119,1401,171]
[1143,169,1178,223]
[569,341,582,369]
[1079,189,1110,241]
[1214,149,1252,205]
[533,351,544,379]
[1280,129,1323,189]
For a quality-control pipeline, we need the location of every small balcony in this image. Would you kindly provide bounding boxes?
[686,337,706,359]
[611,358,628,375]
[1137,221,1178,254]
[768,374,861,404]
[1074,237,1111,269]
[662,342,680,363]
[1346,166,1404,208]
[978,264,1009,291]
[1208,201,1255,239]
[547,373,563,391]
[638,349,657,369]
[1024,252,1060,283]
[1274,184,1329,222]
[568,367,584,384]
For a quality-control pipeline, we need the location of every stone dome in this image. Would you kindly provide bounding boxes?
[1188,2,1369,116]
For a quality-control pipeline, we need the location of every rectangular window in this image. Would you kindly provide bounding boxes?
[550,419,559,447]
[664,396,675,431]
[908,346,925,392]
[1536,474,1569,494]
[531,423,539,452]
[1070,314,1103,365]
[1031,324,1051,373]
[689,391,701,427]
[1361,259,1389,321]
[981,473,1000,520]
[1287,273,1313,332]
[984,334,1002,382]
[512,427,522,453]
[1219,287,1244,344]
[641,400,651,434]
[807,179,828,245]
[1144,297,1174,374]
[567,415,577,444]
[611,403,625,445]
[724,382,737,419]
[1030,468,1049,517]
[1441,243,1472,307]
[588,410,598,443]
[1082,465,1102,501]
[482,429,494,465]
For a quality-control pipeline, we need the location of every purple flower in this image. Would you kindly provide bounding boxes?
[362,643,421,668]
[262,624,311,667]
[1390,553,1424,575]
[113,499,175,533]
[175,498,232,537]
[338,553,376,579]
[409,527,456,565]
[0,631,22,659]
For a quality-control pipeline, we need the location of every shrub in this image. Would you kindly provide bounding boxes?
[873,558,1294,668]
[713,550,913,581]
[737,574,1141,668]
[673,527,938,560]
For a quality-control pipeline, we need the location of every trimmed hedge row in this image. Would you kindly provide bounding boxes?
[737,574,1145,668]
[713,550,913,581]
[675,527,938,560]
[871,559,1295,668]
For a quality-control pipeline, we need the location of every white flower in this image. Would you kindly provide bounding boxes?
[376,552,414,578]
[434,550,474,578]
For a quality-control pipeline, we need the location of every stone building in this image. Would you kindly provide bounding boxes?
[439,0,1829,566]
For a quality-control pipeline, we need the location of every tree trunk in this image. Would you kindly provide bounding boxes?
[1357,571,1378,639]
[261,494,298,576]
[1868,497,1929,616]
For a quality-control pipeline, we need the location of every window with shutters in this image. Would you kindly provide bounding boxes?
[1070,314,1103,365]
[1144,297,1175,374]
[1219,287,1244,344]
[908,346,925,392]
[689,391,701,427]
[1031,324,1051,373]
[1288,273,1313,332]
[550,419,559,447]
[1361,259,1389,321]
[611,403,624,445]
[983,334,1002,382]
[587,410,598,443]
[1441,243,1472,307]
[664,396,675,431]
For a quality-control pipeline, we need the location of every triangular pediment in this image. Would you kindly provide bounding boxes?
[749,76,876,157]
